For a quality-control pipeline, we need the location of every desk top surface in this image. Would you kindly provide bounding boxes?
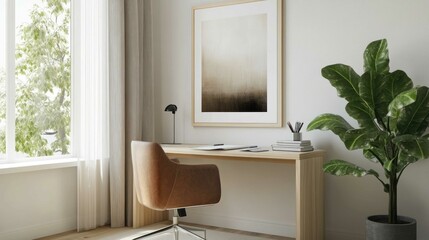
[161,144,325,162]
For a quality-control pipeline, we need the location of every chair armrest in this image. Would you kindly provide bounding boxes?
[165,164,221,209]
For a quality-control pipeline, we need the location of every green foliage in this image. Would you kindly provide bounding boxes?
[0,69,5,153]
[306,113,353,141]
[323,160,379,177]
[308,39,429,224]
[14,0,70,157]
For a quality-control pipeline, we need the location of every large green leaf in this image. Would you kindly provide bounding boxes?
[307,114,353,140]
[346,100,377,130]
[363,149,379,163]
[364,39,389,74]
[387,88,418,131]
[397,86,429,135]
[343,128,378,150]
[364,148,389,164]
[374,71,413,126]
[363,132,389,163]
[380,70,413,104]
[393,134,429,160]
[321,64,361,103]
[397,133,429,166]
[324,160,379,177]
[360,71,384,110]
[398,150,418,169]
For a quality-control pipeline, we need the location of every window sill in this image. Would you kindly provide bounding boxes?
[0,158,78,175]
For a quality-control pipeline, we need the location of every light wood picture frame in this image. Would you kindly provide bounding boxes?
[192,0,282,127]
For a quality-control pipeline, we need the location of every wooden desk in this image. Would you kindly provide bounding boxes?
[133,144,325,240]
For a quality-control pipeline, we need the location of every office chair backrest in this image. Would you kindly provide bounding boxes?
[131,141,178,210]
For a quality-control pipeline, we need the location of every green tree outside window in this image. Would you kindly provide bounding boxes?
[0,69,5,154]
[6,0,70,157]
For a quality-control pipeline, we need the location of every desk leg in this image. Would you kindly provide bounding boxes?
[295,156,324,240]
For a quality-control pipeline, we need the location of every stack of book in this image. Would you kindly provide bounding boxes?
[272,140,314,152]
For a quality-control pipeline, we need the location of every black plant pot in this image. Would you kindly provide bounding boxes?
[366,215,416,240]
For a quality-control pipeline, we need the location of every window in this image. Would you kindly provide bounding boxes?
[0,0,71,161]
[0,1,6,158]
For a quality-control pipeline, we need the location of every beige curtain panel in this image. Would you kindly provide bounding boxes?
[76,0,155,230]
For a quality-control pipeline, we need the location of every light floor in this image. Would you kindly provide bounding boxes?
[37,222,293,240]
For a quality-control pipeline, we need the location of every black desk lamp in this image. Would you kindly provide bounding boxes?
[164,104,177,144]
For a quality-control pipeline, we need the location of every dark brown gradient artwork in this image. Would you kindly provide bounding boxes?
[201,14,267,112]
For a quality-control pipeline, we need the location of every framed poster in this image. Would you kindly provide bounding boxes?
[192,0,282,127]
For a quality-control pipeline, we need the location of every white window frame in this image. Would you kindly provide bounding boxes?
[1,0,77,167]
[5,0,16,161]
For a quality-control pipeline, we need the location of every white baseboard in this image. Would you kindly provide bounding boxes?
[0,217,76,240]
[179,212,366,240]
[179,211,296,238]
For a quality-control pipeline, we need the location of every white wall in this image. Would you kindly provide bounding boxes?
[0,167,77,240]
[152,0,429,239]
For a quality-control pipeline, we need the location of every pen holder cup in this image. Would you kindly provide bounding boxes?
[293,132,302,141]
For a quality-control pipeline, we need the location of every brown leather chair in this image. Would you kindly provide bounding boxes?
[131,141,221,239]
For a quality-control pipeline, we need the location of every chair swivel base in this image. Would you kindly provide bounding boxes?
[133,216,206,240]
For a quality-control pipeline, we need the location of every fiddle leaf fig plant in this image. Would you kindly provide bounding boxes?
[308,39,429,224]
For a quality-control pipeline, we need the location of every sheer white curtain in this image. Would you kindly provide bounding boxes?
[73,0,126,231]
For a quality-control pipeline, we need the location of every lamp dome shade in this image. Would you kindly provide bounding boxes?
[164,104,177,114]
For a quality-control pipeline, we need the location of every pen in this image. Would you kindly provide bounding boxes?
[287,121,304,133]
[213,143,224,146]
[297,122,304,133]
[287,121,295,132]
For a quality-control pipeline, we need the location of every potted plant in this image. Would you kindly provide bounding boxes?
[307,39,429,240]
